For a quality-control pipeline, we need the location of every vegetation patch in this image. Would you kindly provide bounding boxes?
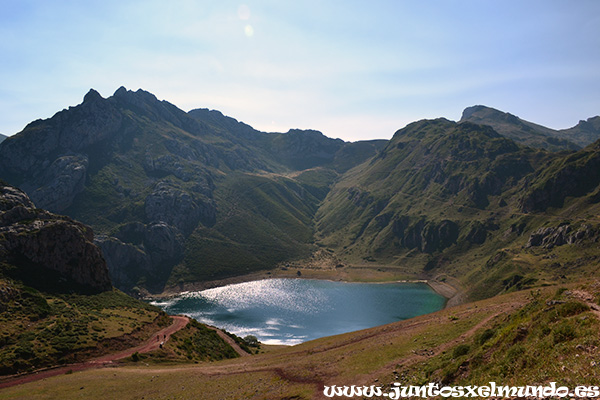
[0,278,167,375]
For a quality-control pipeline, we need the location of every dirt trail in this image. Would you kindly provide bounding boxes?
[0,316,189,390]
[570,289,600,319]
[206,326,250,357]
[94,315,189,362]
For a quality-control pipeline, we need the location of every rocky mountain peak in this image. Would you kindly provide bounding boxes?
[461,105,489,120]
[461,105,521,125]
[112,86,160,105]
[574,116,600,135]
[113,85,128,97]
[83,88,103,103]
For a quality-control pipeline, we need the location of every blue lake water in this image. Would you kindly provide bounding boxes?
[151,278,446,345]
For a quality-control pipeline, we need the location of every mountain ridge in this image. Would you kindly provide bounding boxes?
[1,87,599,300]
[460,104,600,150]
[0,87,385,294]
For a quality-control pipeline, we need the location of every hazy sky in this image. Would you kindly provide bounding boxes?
[1,1,599,141]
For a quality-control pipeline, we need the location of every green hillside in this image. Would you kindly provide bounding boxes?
[316,118,600,301]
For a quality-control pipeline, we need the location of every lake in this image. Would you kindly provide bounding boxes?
[151,278,446,345]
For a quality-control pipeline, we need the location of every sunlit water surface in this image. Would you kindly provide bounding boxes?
[151,278,445,345]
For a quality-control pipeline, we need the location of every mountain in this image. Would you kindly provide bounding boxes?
[2,88,599,300]
[460,105,600,151]
[0,134,6,144]
[0,87,384,294]
[559,116,600,148]
[316,117,600,300]
[3,92,600,395]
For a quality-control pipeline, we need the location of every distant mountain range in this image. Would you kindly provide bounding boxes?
[461,105,600,150]
[1,87,599,300]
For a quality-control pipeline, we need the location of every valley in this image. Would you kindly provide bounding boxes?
[1,88,600,399]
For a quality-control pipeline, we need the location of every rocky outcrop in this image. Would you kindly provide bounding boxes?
[526,224,596,249]
[393,217,459,253]
[96,220,186,293]
[465,221,489,244]
[520,151,600,213]
[145,181,216,234]
[143,222,184,265]
[25,154,88,212]
[0,184,111,292]
[94,236,152,292]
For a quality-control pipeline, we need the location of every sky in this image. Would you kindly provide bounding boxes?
[1,0,599,142]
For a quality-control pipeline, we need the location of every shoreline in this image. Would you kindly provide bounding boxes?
[150,267,466,309]
[426,277,466,308]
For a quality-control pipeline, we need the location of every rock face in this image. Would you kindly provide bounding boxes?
[520,150,600,213]
[145,181,215,234]
[26,154,89,212]
[393,217,459,253]
[94,235,151,292]
[94,221,184,293]
[526,224,596,249]
[0,184,111,292]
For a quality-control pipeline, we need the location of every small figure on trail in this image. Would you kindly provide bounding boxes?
[164,334,166,340]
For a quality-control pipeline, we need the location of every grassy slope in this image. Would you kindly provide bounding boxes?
[124,319,244,364]
[167,172,321,284]
[0,276,169,375]
[3,281,598,399]
[0,276,248,379]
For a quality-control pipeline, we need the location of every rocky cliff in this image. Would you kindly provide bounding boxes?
[0,183,111,293]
